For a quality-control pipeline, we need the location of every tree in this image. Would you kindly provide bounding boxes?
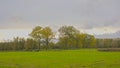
[58,26,80,49]
[29,26,42,50]
[41,27,54,49]
[11,37,25,51]
[82,34,96,48]
[73,33,85,48]
[24,38,37,51]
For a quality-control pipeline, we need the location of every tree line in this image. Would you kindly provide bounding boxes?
[96,38,120,48]
[0,26,120,51]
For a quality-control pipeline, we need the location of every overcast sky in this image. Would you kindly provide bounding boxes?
[0,0,120,41]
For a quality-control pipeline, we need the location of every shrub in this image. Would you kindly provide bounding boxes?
[98,48,120,52]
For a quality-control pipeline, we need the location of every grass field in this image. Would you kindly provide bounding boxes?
[0,49,120,68]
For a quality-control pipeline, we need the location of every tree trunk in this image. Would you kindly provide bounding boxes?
[46,38,49,49]
[38,39,41,51]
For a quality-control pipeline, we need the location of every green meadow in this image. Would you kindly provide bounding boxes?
[0,49,120,68]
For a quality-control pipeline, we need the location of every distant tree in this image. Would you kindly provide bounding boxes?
[82,34,96,48]
[58,26,80,49]
[96,39,105,48]
[12,37,25,50]
[41,27,54,49]
[24,38,37,51]
[29,26,42,50]
[18,37,25,50]
[73,33,85,48]
[111,39,120,48]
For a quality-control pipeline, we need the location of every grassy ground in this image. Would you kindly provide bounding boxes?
[0,49,120,68]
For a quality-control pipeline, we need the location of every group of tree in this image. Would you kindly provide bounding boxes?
[96,38,120,48]
[0,25,120,51]
[57,26,96,49]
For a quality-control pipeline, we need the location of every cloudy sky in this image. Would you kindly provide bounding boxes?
[0,0,120,41]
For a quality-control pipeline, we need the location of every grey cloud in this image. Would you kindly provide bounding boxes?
[0,0,120,30]
[95,30,120,38]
